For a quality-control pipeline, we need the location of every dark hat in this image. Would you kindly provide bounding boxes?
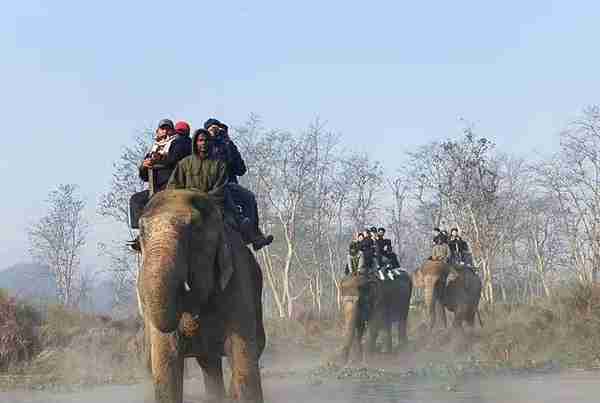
[450,227,459,233]
[157,118,174,129]
[433,227,441,232]
[369,226,377,232]
[174,121,190,135]
[378,227,385,232]
[203,118,222,130]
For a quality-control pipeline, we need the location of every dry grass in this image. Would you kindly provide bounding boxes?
[0,290,41,370]
[477,282,600,368]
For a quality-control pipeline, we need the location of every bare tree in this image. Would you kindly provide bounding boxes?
[97,129,153,307]
[407,128,525,303]
[539,105,600,284]
[28,184,88,307]
[343,153,384,231]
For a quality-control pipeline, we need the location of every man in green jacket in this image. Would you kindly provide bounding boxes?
[167,128,228,203]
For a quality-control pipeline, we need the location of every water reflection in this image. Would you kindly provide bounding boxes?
[0,370,597,403]
[279,370,599,403]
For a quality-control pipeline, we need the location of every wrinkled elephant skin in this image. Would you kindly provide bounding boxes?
[137,190,265,403]
[413,260,482,330]
[338,272,412,363]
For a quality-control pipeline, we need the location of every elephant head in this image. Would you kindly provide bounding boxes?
[137,189,227,333]
[412,259,448,329]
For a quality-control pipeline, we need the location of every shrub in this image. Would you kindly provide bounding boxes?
[0,290,41,369]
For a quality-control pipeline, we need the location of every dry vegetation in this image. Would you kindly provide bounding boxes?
[1,282,599,391]
[0,290,142,391]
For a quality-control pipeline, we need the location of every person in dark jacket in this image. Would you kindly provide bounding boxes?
[345,239,366,276]
[432,227,449,245]
[204,119,246,183]
[360,229,376,270]
[375,227,399,268]
[448,227,469,265]
[203,118,273,251]
[127,118,192,251]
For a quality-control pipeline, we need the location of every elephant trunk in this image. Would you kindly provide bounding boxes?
[424,275,437,327]
[141,221,188,334]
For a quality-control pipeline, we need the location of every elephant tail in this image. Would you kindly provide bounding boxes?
[476,309,483,327]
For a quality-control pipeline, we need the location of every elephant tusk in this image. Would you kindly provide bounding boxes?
[184,281,191,292]
[378,270,385,281]
[387,271,395,280]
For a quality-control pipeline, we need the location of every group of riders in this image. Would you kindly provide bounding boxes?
[127,118,274,252]
[126,118,473,278]
[345,227,399,276]
[345,226,472,277]
[431,227,473,266]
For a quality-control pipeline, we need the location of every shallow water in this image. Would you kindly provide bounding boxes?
[1,370,597,403]
[268,370,599,403]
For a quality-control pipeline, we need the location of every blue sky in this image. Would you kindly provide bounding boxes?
[1,1,599,268]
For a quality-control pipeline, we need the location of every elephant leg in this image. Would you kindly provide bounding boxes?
[149,325,184,403]
[384,322,393,353]
[143,321,153,375]
[465,307,477,328]
[440,302,448,328]
[227,332,264,403]
[397,318,408,346]
[197,356,225,402]
[355,320,366,364]
[367,319,379,354]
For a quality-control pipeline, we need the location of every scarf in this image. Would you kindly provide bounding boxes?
[149,135,176,157]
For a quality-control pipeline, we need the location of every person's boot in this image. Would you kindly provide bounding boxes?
[250,226,274,251]
[126,236,141,252]
[252,234,274,251]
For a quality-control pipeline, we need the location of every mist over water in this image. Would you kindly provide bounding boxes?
[1,370,597,403]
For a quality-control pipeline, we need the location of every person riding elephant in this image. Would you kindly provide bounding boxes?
[375,227,400,268]
[138,129,266,402]
[345,239,366,276]
[359,229,377,270]
[166,128,228,198]
[203,118,273,251]
[448,227,471,265]
[430,227,450,262]
[127,119,192,251]
[433,227,448,245]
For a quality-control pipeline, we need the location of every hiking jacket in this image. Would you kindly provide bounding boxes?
[210,135,247,184]
[166,131,228,204]
[139,134,192,191]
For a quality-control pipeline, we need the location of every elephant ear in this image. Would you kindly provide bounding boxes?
[216,226,235,291]
[412,268,425,288]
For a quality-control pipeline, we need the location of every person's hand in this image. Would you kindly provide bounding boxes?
[142,159,153,168]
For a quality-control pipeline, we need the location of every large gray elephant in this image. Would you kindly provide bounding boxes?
[136,189,265,403]
[412,260,482,330]
[339,269,412,363]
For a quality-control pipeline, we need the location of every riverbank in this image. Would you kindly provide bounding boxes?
[1,282,599,392]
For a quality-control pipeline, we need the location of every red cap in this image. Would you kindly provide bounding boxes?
[175,121,190,135]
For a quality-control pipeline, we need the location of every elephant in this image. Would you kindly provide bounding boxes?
[338,269,412,363]
[412,260,482,330]
[136,189,266,403]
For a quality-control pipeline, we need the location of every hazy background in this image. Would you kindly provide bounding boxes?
[2,0,600,268]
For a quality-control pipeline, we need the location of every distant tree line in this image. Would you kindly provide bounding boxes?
[29,106,600,316]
